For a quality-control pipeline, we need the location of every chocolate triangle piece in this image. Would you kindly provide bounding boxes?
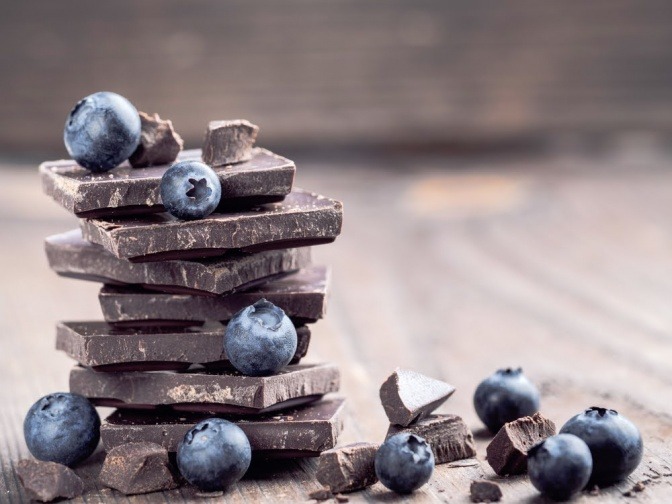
[386,414,476,464]
[98,442,177,495]
[16,459,84,502]
[202,119,259,166]
[79,189,343,262]
[486,412,556,475]
[46,229,310,296]
[470,480,503,503]
[316,442,379,493]
[379,368,456,426]
[129,111,183,168]
[101,398,345,456]
[40,147,294,218]
[99,265,330,327]
[56,321,310,371]
[70,363,340,414]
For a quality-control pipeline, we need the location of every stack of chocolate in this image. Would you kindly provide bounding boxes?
[40,120,345,465]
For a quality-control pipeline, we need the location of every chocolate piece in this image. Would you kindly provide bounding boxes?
[316,442,379,493]
[99,265,330,326]
[70,363,339,414]
[470,480,502,503]
[101,399,345,455]
[386,415,476,464]
[16,459,84,502]
[309,488,332,501]
[46,229,310,296]
[80,189,343,262]
[56,321,311,371]
[40,148,294,218]
[485,412,556,476]
[129,112,183,168]
[202,119,259,166]
[379,368,456,426]
[98,442,176,495]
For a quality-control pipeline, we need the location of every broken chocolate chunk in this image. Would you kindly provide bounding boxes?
[316,442,379,493]
[101,399,345,455]
[80,189,343,262]
[379,368,456,426]
[98,442,176,495]
[202,119,259,166]
[16,459,84,502]
[99,265,330,327]
[486,412,556,475]
[470,480,502,503]
[386,414,476,464]
[309,488,333,501]
[46,229,310,296]
[70,363,340,414]
[40,148,294,218]
[56,321,311,371]
[129,112,183,168]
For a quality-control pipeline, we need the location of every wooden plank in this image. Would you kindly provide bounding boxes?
[3,1,672,152]
[3,146,672,500]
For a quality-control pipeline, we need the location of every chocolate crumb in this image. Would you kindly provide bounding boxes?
[588,484,600,496]
[309,487,333,501]
[15,459,84,502]
[129,112,183,168]
[623,480,647,497]
[202,119,259,166]
[335,494,349,503]
[486,412,556,475]
[470,480,502,502]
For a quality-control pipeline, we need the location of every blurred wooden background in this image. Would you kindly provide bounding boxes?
[3,0,672,156]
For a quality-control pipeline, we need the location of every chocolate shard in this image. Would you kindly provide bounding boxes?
[470,480,502,503]
[46,229,310,296]
[70,363,340,414]
[101,399,345,455]
[129,111,184,168]
[379,368,456,426]
[99,265,330,327]
[316,442,379,493]
[309,488,333,501]
[485,412,556,476]
[56,321,311,371]
[16,459,84,502]
[40,148,294,218]
[202,119,259,166]
[98,442,176,495]
[386,415,476,464]
[80,189,343,262]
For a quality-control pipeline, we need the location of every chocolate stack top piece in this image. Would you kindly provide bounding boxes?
[41,148,294,217]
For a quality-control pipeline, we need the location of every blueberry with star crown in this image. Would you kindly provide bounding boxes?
[160,160,222,220]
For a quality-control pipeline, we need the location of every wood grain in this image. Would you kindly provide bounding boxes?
[2,145,672,501]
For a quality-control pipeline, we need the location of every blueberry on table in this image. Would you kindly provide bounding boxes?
[473,367,540,433]
[374,433,435,494]
[177,418,251,492]
[64,91,141,172]
[23,392,100,467]
[224,299,298,376]
[160,160,222,220]
[560,407,643,486]
[528,434,593,501]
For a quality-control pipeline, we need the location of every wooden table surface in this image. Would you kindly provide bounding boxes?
[1,145,671,502]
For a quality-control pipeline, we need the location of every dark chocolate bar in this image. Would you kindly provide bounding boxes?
[70,363,340,414]
[101,398,345,456]
[56,321,311,371]
[99,265,330,327]
[46,229,310,296]
[40,148,295,218]
[80,189,343,262]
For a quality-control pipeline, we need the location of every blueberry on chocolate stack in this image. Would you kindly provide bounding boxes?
[30,92,345,496]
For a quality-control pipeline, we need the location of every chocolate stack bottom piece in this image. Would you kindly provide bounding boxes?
[41,143,347,479]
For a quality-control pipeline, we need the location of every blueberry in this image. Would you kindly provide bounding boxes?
[160,160,222,220]
[177,418,251,492]
[528,434,593,501]
[560,407,643,486]
[224,299,298,376]
[375,433,434,494]
[64,91,141,172]
[23,393,100,467]
[473,367,540,433]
